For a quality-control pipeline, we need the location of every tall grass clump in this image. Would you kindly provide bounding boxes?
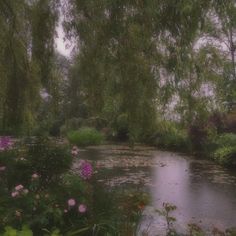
[67,127,104,146]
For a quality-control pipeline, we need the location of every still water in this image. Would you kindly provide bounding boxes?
[74,144,236,235]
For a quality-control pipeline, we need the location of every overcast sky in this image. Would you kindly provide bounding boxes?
[55,15,73,58]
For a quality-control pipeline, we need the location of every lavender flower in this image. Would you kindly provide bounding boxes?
[0,137,13,151]
[80,161,93,180]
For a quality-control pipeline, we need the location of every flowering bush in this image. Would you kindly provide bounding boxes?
[0,138,93,235]
[79,160,93,180]
[0,136,13,151]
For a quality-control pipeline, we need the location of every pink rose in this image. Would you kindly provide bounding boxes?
[11,191,19,197]
[78,204,87,213]
[67,198,76,207]
[15,185,24,191]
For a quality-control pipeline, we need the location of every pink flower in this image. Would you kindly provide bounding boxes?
[78,204,87,213]
[67,198,76,207]
[11,191,19,197]
[15,184,24,191]
[79,161,93,180]
[71,146,79,156]
[32,173,39,179]
[0,166,6,171]
[64,209,68,213]
[71,150,78,156]
[0,136,13,151]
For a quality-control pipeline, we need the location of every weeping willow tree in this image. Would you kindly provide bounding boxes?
[0,0,232,135]
[0,0,61,134]
[0,1,39,133]
[64,0,223,139]
[64,0,163,140]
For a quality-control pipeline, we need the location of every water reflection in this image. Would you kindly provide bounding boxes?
[150,153,236,234]
[73,145,236,234]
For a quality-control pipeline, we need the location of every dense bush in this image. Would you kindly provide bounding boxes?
[188,120,212,151]
[149,121,191,152]
[214,133,236,147]
[113,113,129,141]
[213,146,236,165]
[211,133,236,165]
[67,127,104,146]
[60,118,84,136]
[223,112,236,133]
[0,137,93,235]
[0,137,72,189]
[26,137,72,186]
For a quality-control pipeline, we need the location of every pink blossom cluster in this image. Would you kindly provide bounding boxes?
[0,136,13,151]
[66,198,87,213]
[11,184,29,197]
[79,160,93,180]
[71,146,79,157]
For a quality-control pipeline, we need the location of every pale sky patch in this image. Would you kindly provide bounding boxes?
[55,23,72,57]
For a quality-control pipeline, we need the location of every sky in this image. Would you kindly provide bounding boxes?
[55,18,73,58]
[55,24,72,57]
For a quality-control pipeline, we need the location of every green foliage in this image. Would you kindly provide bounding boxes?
[215,133,236,147]
[0,137,72,190]
[0,139,92,235]
[114,113,129,140]
[187,224,205,236]
[150,120,191,151]
[188,117,218,153]
[26,137,72,186]
[3,226,33,236]
[67,127,104,146]
[213,146,236,165]
[156,202,177,235]
[210,133,236,165]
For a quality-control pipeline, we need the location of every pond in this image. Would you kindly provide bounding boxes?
[73,144,236,235]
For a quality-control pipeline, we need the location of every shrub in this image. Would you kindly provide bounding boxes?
[0,140,92,235]
[114,113,129,141]
[150,120,191,152]
[188,121,211,151]
[60,118,84,136]
[67,127,104,146]
[0,137,72,190]
[214,133,236,147]
[26,137,72,186]
[211,133,236,165]
[213,146,236,165]
[3,226,33,236]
